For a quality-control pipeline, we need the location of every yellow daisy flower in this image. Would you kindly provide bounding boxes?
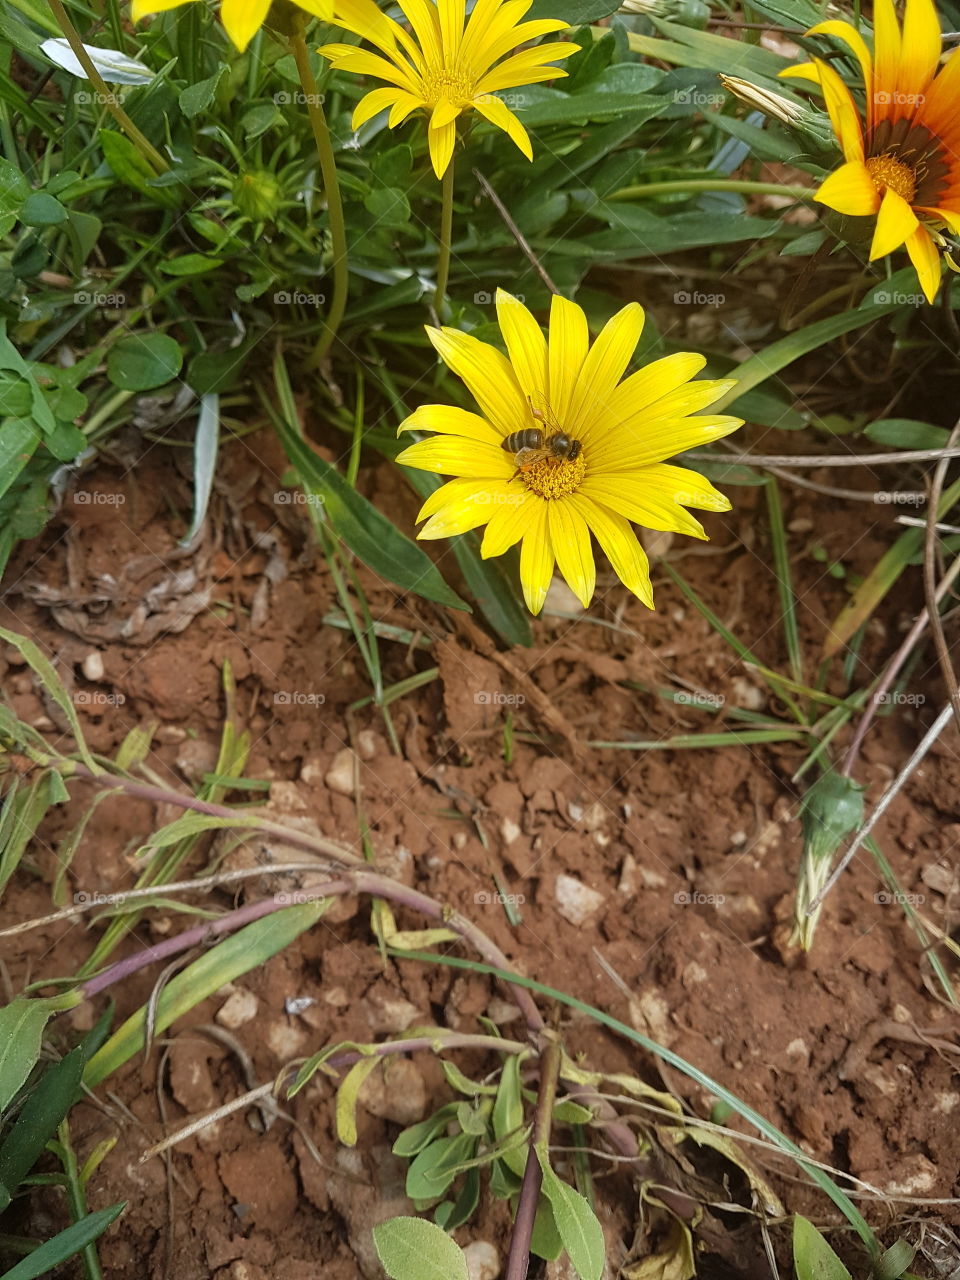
[781,0,960,301]
[130,0,333,53]
[318,0,581,177]
[396,290,742,615]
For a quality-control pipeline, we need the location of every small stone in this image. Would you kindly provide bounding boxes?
[359,1058,427,1125]
[324,986,351,1008]
[787,517,813,533]
[216,989,259,1029]
[82,651,105,681]
[32,716,54,731]
[266,1021,307,1059]
[554,874,605,926]
[300,756,326,786]
[485,998,521,1025]
[356,730,377,760]
[542,578,585,617]
[285,997,316,1016]
[365,985,422,1034]
[325,748,358,796]
[176,738,219,782]
[156,725,187,744]
[567,802,584,823]
[618,854,638,895]
[731,676,765,711]
[464,1241,501,1280]
[582,803,606,832]
[452,831,468,850]
[500,817,521,845]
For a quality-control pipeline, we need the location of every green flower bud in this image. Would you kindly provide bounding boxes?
[232,170,283,222]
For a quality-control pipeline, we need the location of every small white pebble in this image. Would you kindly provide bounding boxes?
[463,1241,500,1280]
[216,989,259,1029]
[325,748,358,796]
[555,874,605,926]
[82,651,105,681]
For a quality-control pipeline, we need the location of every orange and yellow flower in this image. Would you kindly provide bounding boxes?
[318,0,580,177]
[781,0,960,301]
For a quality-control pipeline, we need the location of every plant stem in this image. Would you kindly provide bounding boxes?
[434,158,455,314]
[608,178,814,201]
[290,30,348,363]
[505,1035,562,1280]
[47,0,169,174]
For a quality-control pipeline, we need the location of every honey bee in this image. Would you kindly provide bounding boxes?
[502,397,582,480]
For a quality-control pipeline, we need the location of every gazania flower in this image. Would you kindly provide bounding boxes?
[396,291,741,615]
[318,0,581,178]
[781,0,960,301]
[131,0,332,53]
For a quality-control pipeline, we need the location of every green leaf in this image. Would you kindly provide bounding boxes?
[0,626,97,772]
[0,159,29,217]
[179,393,219,547]
[19,191,67,227]
[793,1214,852,1280]
[0,322,57,434]
[537,1150,605,1280]
[877,1239,916,1280]
[99,131,180,208]
[364,186,411,226]
[0,419,40,502]
[84,902,327,1086]
[157,254,224,276]
[335,1055,380,1146]
[492,1053,527,1177]
[0,1202,125,1279]
[372,1217,469,1280]
[43,421,86,463]
[179,66,227,118]
[529,1193,564,1261]
[106,333,183,391]
[271,375,468,613]
[393,1105,459,1158]
[0,1047,84,1191]
[434,1165,480,1231]
[527,0,621,22]
[864,418,948,449]
[405,1133,475,1201]
[0,995,79,1113]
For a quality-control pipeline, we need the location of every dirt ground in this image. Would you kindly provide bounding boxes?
[1,406,959,1279]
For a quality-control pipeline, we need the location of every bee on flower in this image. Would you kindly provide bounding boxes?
[780,0,960,301]
[396,291,742,615]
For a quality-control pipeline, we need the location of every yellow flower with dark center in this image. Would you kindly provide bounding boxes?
[318,0,580,177]
[781,0,960,301]
[131,0,332,53]
[396,290,742,615]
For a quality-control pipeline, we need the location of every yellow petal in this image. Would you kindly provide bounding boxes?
[475,44,580,95]
[481,488,537,557]
[295,0,334,19]
[547,295,589,426]
[568,494,653,608]
[812,59,865,162]
[644,464,733,512]
[568,302,644,441]
[519,502,554,615]
[588,415,742,473]
[428,119,457,177]
[389,93,423,126]
[548,500,595,607]
[870,186,919,258]
[815,160,881,216]
[416,476,486,521]
[131,0,193,18]
[431,99,461,130]
[396,435,514,478]
[495,289,547,404]
[418,486,502,539]
[904,224,942,301]
[426,326,528,437]
[399,404,502,444]
[438,0,467,61]
[393,0,443,65]
[580,474,707,539]
[778,62,823,85]
[927,205,960,236]
[872,0,902,126]
[220,0,273,50]
[316,47,417,91]
[353,87,405,129]
[897,0,942,104]
[806,19,873,91]
[600,352,707,430]
[472,94,532,159]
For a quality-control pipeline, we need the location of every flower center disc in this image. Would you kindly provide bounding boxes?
[425,70,472,106]
[521,453,587,499]
[866,154,917,202]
